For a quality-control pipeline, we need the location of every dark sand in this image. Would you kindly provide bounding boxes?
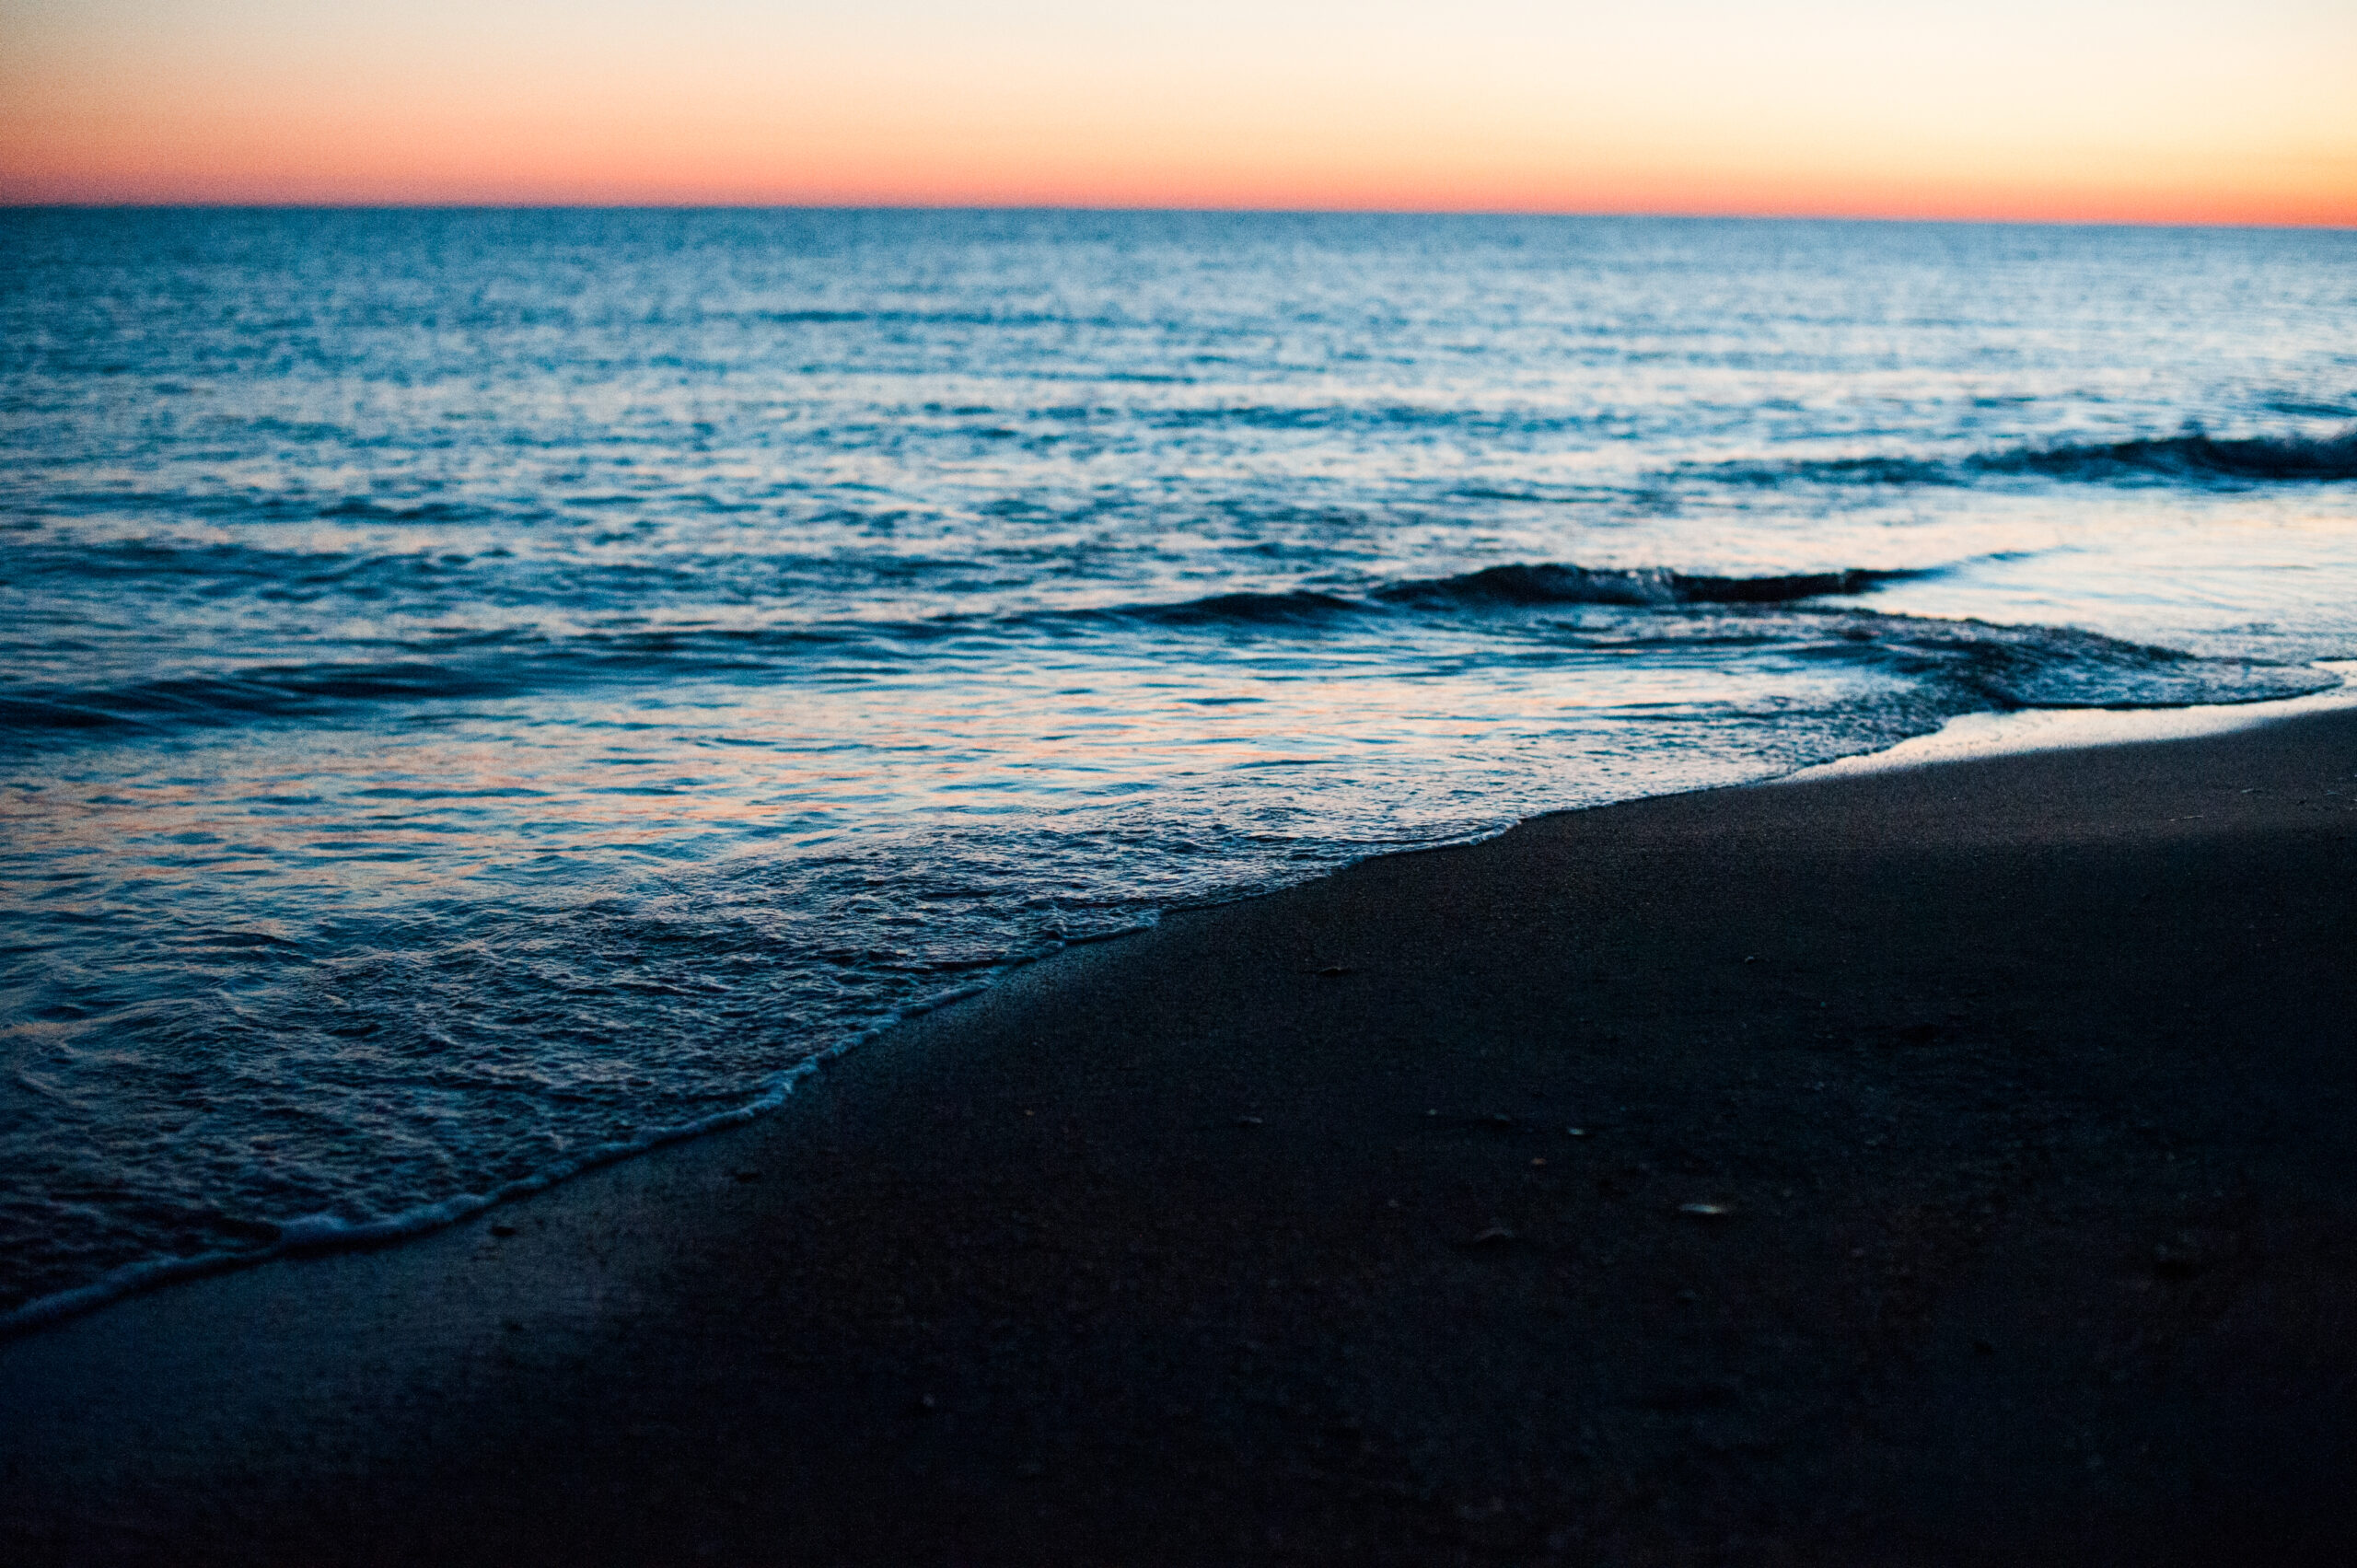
[6,713,2355,1565]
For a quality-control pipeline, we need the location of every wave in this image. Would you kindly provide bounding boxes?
[1710,425,2357,489]
[1144,403,1600,437]
[1377,563,1916,609]
[1107,564,1912,626]
[1125,588,1368,626]
[315,497,506,524]
[1853,617,2331,711]
[751,308,1089,328]
[6,557,2328,738]
[10,489,530,528]
[0,663,521,733]
[1977,427,2357,482]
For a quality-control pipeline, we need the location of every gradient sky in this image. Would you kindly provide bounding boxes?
[3,0,2351,220]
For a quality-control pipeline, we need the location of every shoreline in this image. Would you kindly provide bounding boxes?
[1785,659,2357,780]
[6,705,2355,1562]
[6,668,2351,1344]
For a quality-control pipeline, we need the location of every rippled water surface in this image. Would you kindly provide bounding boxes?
[4,210,2353,1318]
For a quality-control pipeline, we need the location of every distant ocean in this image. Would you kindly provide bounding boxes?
[4,209,2352,1324]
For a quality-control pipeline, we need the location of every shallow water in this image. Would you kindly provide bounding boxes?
[4,210,2353,1318]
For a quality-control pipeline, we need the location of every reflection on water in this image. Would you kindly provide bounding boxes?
[2,209,2352,1318]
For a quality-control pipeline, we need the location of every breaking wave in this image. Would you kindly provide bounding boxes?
[1980,427,2357,483]
[0,563,1918,736]
[1709,425,2357,489]
[1376,563,1916,608]
[6,557,2332,742]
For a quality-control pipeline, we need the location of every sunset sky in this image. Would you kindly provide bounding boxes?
[3,0,2351,222]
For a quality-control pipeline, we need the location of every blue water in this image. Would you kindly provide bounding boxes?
[4,209,2354,1321]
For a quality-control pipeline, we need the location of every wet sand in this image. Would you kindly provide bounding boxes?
[6,712,2355,1565]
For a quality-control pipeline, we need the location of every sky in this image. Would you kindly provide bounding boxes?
[2,0,2351,221]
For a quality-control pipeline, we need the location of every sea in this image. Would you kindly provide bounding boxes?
[4,209,2353,1326]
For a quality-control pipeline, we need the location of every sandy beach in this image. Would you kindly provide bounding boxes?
[6,710,2354,1565]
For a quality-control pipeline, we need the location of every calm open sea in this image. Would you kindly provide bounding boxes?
[4,209,2353,1322]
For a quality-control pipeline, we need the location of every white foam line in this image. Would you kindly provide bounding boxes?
[0,908,1202,1340]
[1780,662,2357,783]
[0,992,919,1339]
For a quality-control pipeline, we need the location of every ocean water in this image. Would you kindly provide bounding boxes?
[4,209,2353,1323]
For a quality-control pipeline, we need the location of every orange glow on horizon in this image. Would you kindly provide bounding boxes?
[8,109,2348,226]
[3,1,2351,226]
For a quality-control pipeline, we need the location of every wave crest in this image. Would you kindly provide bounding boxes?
[1713,425,2357,489]
[11,560,2328,740]
[1379,563,1910,609]
[1980,427,2357,483]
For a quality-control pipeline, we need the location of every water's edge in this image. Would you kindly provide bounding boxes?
[7,664,2349,1342]
[1783,661,2357,780]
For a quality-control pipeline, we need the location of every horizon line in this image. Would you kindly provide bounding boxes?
[5,201,2351,233]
